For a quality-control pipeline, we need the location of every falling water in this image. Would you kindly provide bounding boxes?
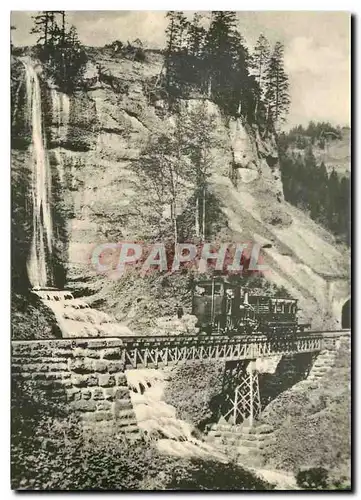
[23,61,54,287]
[32,288,135,338]
[51,89,70,186]
[127,369,228,461]
[21,63,142,339]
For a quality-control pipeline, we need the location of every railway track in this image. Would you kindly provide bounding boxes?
[117,329,350,345]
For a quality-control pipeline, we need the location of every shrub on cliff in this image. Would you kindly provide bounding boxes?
[261,344,351,484]
[11,377,149,490]
[164,361,224,429]
[105,39,147,62]
[165,458,273,490]
[11,292,61,340]
[296,467,351,491]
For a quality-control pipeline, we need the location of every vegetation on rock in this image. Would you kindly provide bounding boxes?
[162,11,289,129]
[296,467,350,491]
[278,127,350,245]
[165,361,225,429]
[135,101,219,243]
[11,292,61,340]
[30,11,88,93]
[279,121,343,150]
[12,378,272,490]
[261,342,351,487]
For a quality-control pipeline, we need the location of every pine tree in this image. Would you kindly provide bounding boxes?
[338,176,350,243]
[250,34,270,116]
[234,36,252,117]
[31,11,56,49]
[251,34,270,89]
[187,13,206,57]
[327,168,341,232]
[181,102,218,239]
[164,11,189,96]
[204,11,250,115]
[185,13,207,91]
[30,12,87,93]
[204,11,227,96]
[264,41,290,129]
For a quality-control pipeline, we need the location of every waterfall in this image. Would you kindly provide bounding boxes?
[127,369,228,461]
[23,61,54,288]
[51,89,70,186]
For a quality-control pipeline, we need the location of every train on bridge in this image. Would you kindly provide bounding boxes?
[192,277,311,336]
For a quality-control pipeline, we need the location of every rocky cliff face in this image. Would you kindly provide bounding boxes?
[12,49,350,330]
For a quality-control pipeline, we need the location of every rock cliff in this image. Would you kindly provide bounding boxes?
[12,49,350,331]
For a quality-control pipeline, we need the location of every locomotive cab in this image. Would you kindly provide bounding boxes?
[192,278,306,336]
[192,278,227,333]
[261,297,298,334]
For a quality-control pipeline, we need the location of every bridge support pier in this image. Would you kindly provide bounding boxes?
[222,363,261,426]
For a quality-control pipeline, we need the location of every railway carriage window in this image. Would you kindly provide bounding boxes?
[276,302,283,313]
[199,284,223,296]
[194,286,205,296]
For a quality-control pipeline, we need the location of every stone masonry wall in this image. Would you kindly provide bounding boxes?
[12,338,139,437]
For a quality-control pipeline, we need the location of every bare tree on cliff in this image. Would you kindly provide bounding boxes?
[264,41,290,129]
[135,129,189,244]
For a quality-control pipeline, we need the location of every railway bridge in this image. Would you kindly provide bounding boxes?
[11,329,350,430]
[119,329,350,426]
[118,330,347,369]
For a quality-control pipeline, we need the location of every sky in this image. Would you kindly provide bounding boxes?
[10,11,351,129]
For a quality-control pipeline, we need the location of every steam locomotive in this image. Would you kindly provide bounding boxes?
[192,277,310,336]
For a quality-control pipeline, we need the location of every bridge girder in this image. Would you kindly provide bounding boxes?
[120,334,341,369]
